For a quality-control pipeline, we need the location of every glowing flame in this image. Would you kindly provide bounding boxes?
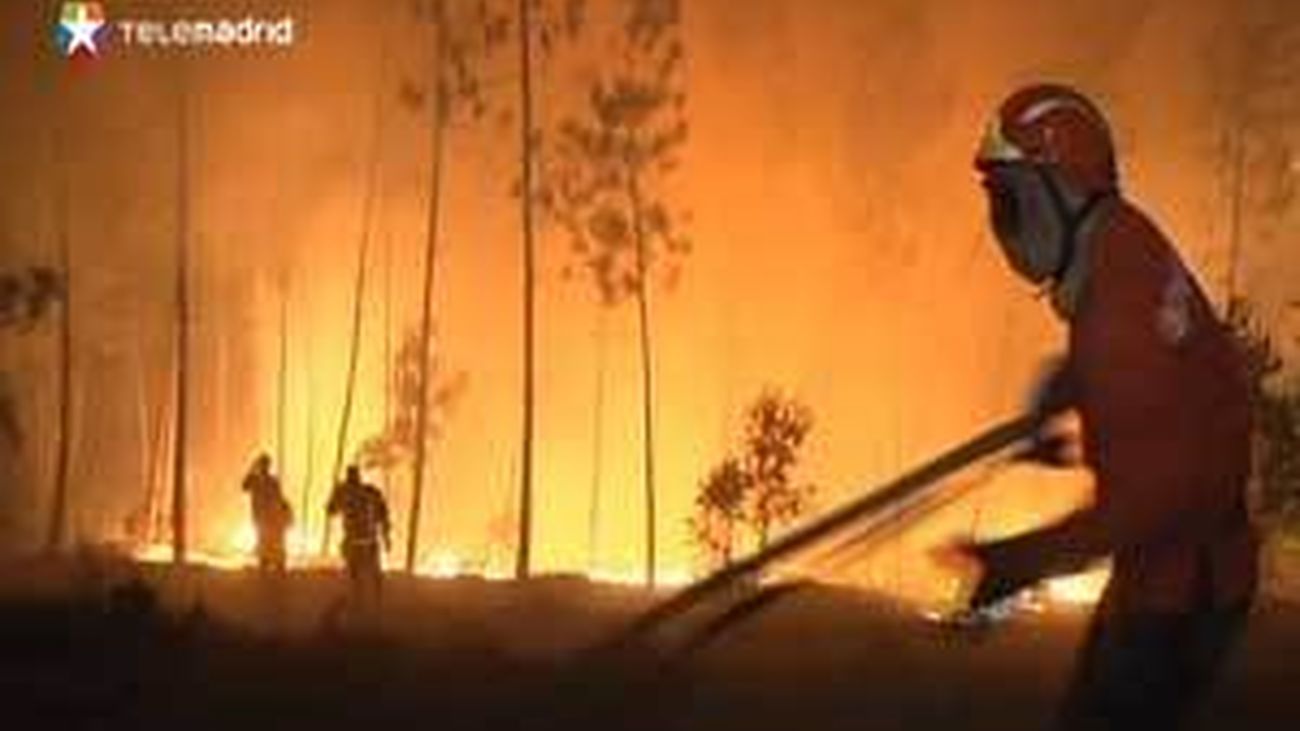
[228,523,257,556]
[131,542,250,571]
[1044,567,1109,606]
[132,517,1097,609]
[133,542,174,565]
[130,519,340,571]
[286,526,314,559]
[130,517,704,588]
[416,550,467,578]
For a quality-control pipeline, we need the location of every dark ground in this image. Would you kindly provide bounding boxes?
[1,554,1297,730]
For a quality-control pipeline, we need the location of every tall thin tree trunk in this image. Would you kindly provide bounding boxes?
[515,0,538,580]
[408,5,448,573]
[46,125,71,555]
[171,67,191,566]
[382,232,393,500]
[133,347,152,542]
[324,46,387,554]
[276,277,288,473]
[628,174,657,588]
[1226,123,1247,304]
[301,340,316,552]
[587,310,607,572]
[324,204,372,554]
[145,364,171,545]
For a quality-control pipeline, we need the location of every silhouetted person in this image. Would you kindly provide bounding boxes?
[952,84,1256,730]
[242,453,292,573]
[326,465,391,604]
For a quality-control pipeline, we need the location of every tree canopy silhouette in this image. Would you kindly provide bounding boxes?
[691,389,818,570]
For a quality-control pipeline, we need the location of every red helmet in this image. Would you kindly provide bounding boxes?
[975,84,1118,193]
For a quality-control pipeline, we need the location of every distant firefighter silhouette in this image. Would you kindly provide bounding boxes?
[952,83,1257,730]
[327,465,392,605]
[242,453,293,573]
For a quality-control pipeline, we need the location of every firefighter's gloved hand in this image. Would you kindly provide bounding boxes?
[1013,431,1077,468]
[951,540,1039,612]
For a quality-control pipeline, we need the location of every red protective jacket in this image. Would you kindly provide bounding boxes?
[990,200,1258,615]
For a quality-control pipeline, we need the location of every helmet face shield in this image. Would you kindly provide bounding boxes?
[981,163,1067,285]
[982,165,1022,251]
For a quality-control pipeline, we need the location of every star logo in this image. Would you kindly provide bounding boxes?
[57,2,108,59]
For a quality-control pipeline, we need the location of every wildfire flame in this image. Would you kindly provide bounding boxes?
[415,550,468,579]
[131,520,695,587]
[132,520,1099,610]
[1043,567,1109,606]
[131,521,337,571]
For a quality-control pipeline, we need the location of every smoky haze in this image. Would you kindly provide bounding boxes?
[1,0,1296,599]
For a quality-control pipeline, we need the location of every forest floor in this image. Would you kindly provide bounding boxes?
[1,553,1298,730]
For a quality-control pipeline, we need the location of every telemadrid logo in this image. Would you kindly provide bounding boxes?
[55,2,297,60]
[56,2,108,59]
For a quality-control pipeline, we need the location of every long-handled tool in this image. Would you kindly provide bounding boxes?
[515,415,1041,731]
[660,462,1018,664]
[809,451,1018,577]
[592,414,1039,656]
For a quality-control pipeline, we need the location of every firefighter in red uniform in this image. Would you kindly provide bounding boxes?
[958,84,1258,729]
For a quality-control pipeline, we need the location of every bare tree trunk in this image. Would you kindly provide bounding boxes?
[132,347,152,542]
[171,66,191,566]
[276,276,288,473]
[408,5,448,573]
[629,174,657,588]
[515,0,538,580]
[45,125,71,555]
[145,363,171,545]
[1226,123,1247,304]
[301,341,315,552]
[325,210,371,554]
[324,46,387,554]
[587,310,607,572]
[722,519,733,567]
[382,232,394,499]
